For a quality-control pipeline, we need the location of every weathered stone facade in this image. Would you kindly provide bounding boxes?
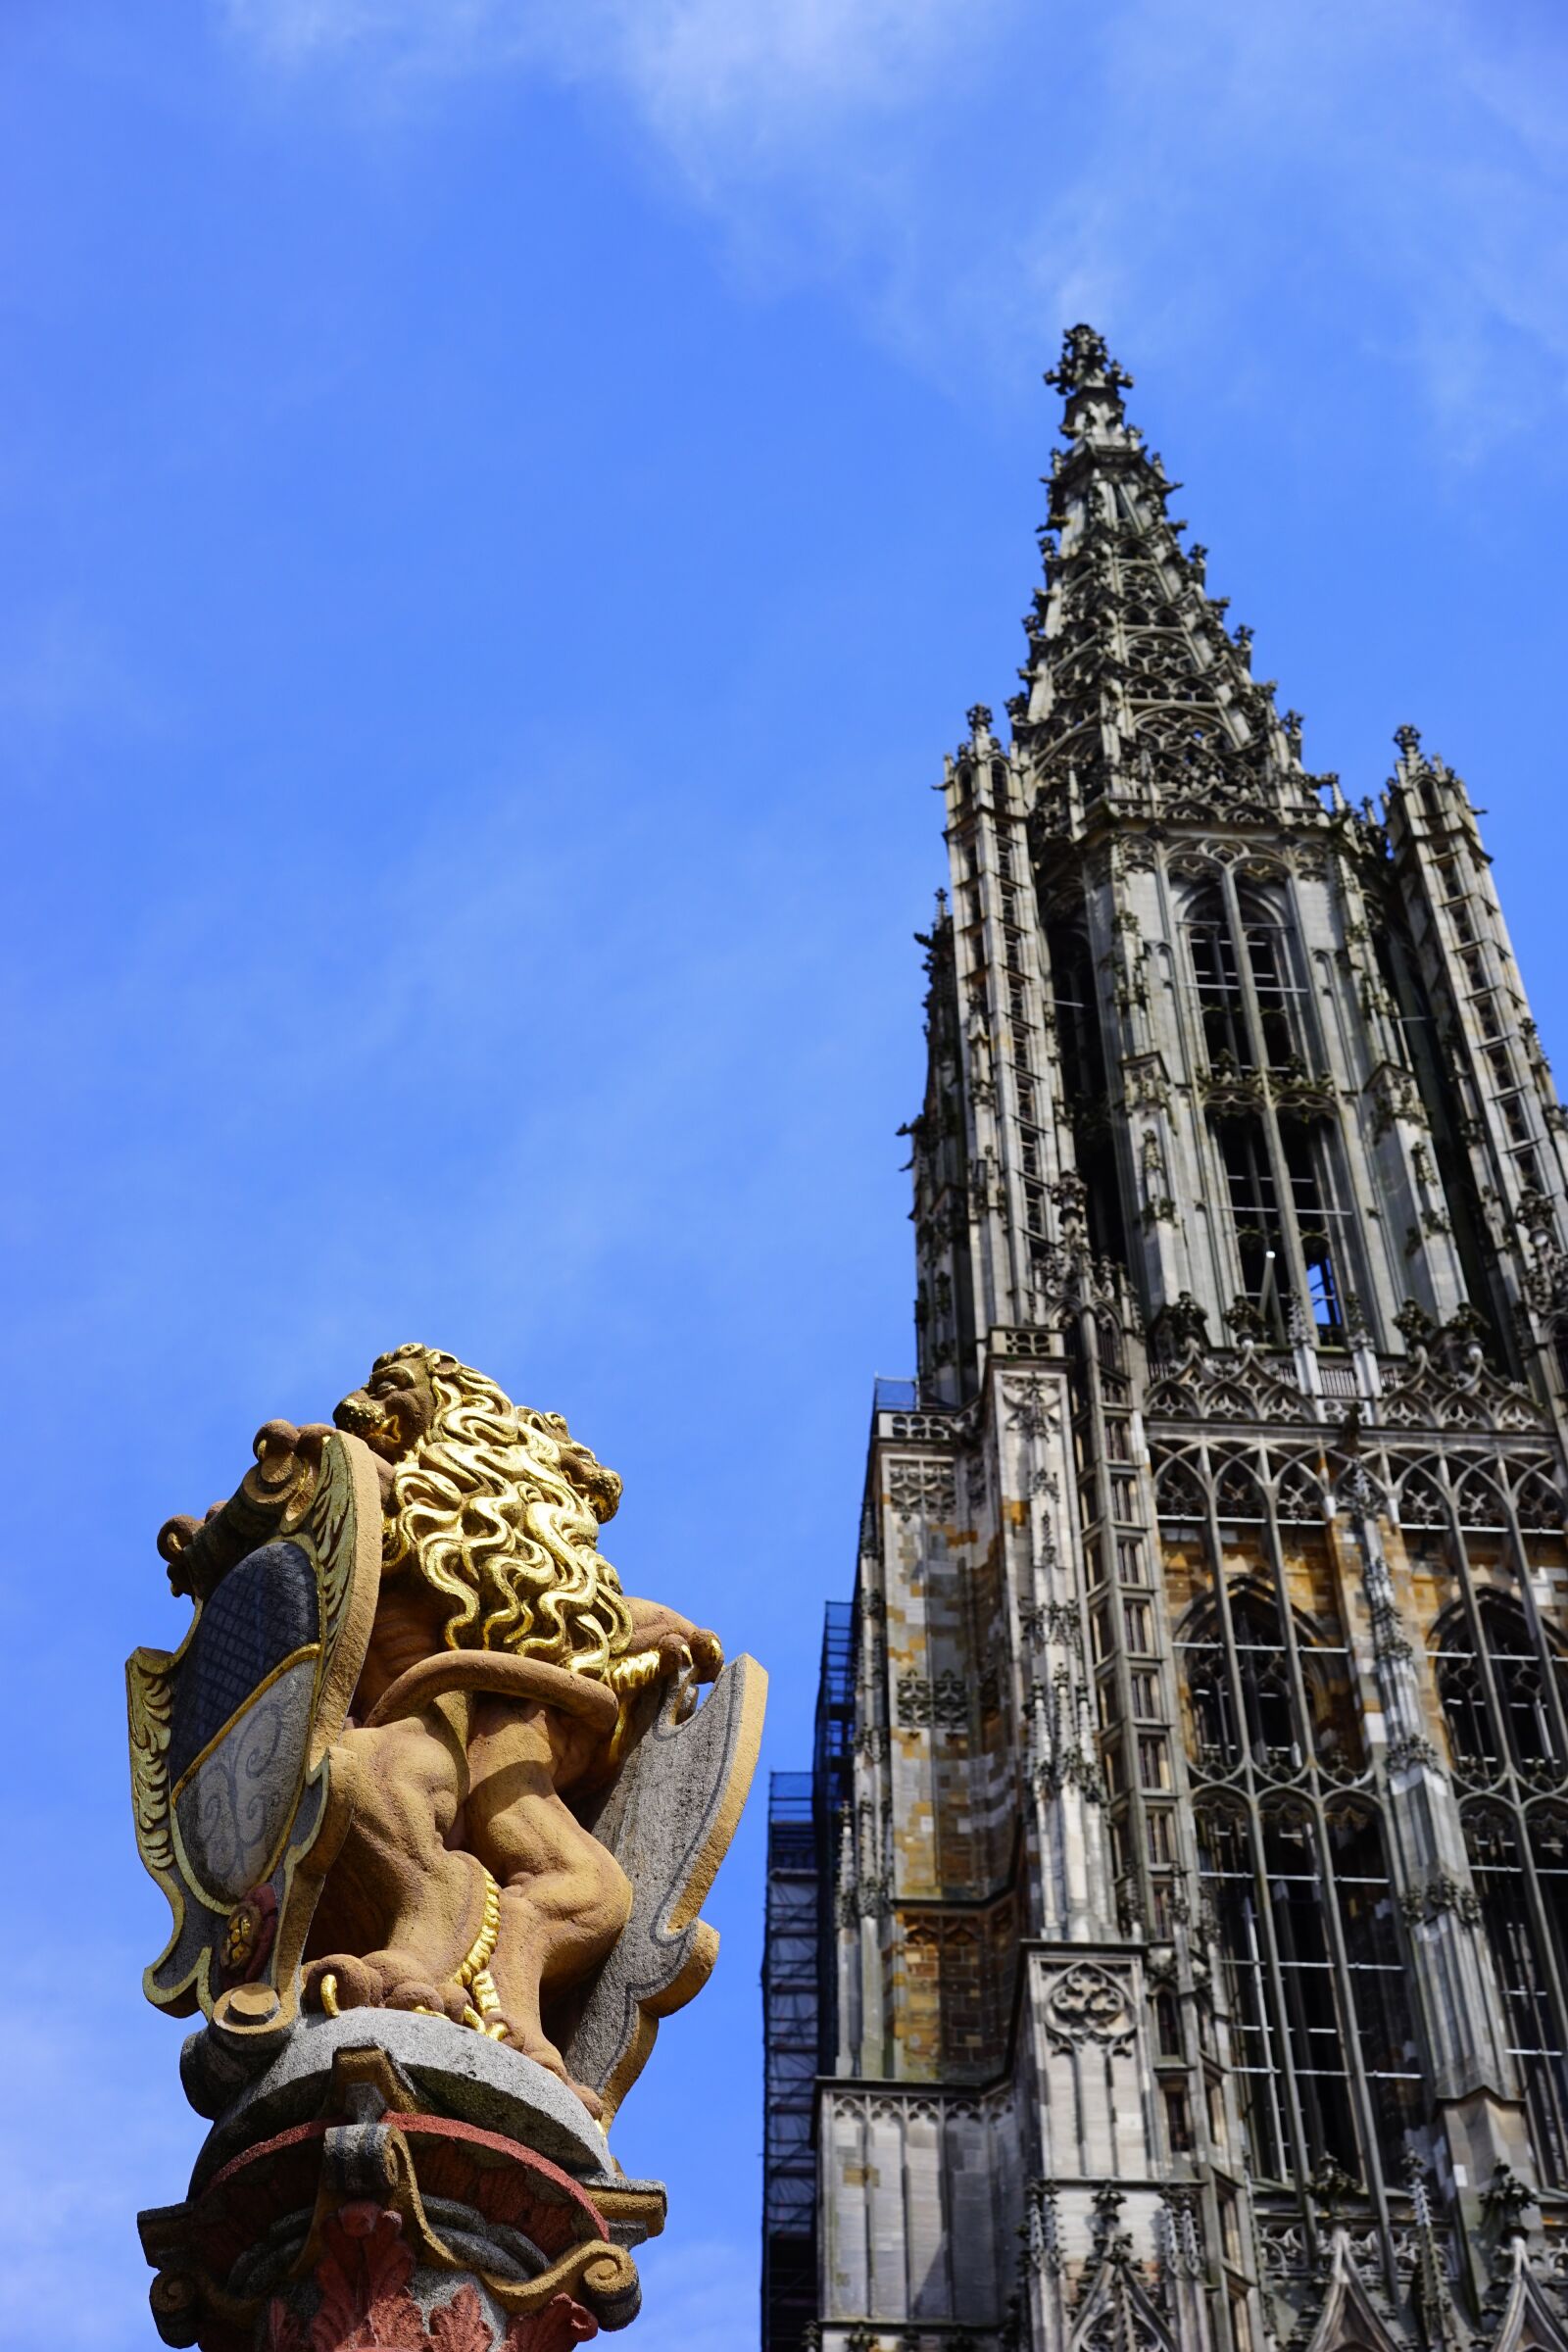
[763,329,1568,2352]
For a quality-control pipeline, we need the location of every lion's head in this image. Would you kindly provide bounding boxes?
[334,1345,635,1679]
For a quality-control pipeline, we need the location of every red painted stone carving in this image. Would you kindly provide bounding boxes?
[262,2207,596,2352]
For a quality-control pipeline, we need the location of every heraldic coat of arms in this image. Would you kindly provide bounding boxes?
[127,1347,765,2352]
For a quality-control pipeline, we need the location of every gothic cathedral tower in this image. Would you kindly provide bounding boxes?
[761,329,1568,2352]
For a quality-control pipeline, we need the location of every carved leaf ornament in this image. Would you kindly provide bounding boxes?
[264,2209,597,2352]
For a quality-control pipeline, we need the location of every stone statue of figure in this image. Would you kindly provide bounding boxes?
[130,1344,764,2130]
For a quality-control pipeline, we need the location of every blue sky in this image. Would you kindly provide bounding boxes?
[3,2,1567,2345]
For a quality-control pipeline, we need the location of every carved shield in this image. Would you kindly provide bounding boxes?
[563,1652,766,2125]
[127,1426,381,2031]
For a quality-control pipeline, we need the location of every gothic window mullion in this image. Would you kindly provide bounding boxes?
[1256,1804,1348,2193]
[1216,1120,1292,1335]
[1513,1828,1568,2173]
[1243,919,1304,1073]
[1192,919,1249,1069]
[1199,1463,1319,2187]
[1276,869,1323,1069]
[1238,1801,1318,2191]
[1302,1793,1404,2271]
[1213,865,1319,1328]
[1218,866,1278,1083]
[1258,1494,1321,1779]
[1078,1310,1153,1940]
[1445,1507,1527,1790]
[1202,1459,1266,1788]
[1500,1492,1568,1778]
[1282,1119,1361,1344]
[1438,1547,1568,2185]
[1254,1102,1314,1340]
[1466,1804,1568,2182]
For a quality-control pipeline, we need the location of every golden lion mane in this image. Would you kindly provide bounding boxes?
[384,1350,636,1680]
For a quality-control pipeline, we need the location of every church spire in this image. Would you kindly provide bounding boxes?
[1011,322,1320,831]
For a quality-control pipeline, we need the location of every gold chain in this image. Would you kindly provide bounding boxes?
[454,1865,506,2037]
[313,1868,505,2036]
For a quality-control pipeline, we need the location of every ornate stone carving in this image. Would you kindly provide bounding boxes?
[1400,1865,1482,1928]
[1026,2178,1065,2276]
[131,1349,764,2349]
[1385,1732,1445,1779]
[1004,1377,1060,1440]
[885,1458,959,1521]
[1382,1304,1544,1433]
[896,1670,969,1730]
[140,2036,654,2352]
[1042,1960,1134,2051]
[1146,1329,1308,1425]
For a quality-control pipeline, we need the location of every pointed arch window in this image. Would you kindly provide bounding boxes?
[1045,916,1129,1267]
[1437,1592,1568,1785]
[1197,1791,1420,2188]
[1212,1116,1356,1343]
[1183,1567,1419,2189]
[1183,882,1305,1076]
[1436,1598,1568,2182]
[1187,1588,1297,1776]
[1189,898,1249,1068]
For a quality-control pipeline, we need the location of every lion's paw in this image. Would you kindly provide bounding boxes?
[303,1953,383,2015]
[384,1978,467,2023]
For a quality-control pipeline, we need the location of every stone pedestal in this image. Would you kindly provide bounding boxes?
[138,2011,664,2351]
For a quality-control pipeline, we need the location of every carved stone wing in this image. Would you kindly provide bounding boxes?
[564,1653,766,2127]
[126,1426,381,2034]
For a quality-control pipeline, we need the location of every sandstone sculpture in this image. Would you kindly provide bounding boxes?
[128,1347,764,2347]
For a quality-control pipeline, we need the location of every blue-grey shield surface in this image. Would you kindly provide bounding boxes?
[168,1540,321,1906]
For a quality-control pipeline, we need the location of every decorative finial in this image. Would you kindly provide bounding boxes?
[966,703,994,738]
[1045,323,1133,399]
[1481,2162,1538,2243]
[1395,723,1423,758]
[1307,2155,1361,2225]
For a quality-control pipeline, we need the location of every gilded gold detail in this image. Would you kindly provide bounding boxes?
[373,1352,638,1700]
[454,1866,507,2038]
[127,1650,174,1876]
[130,1345,758,2129]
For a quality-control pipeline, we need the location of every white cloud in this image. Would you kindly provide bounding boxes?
[1004,0,1568,445]
[218,0,1568,443]
[222,0,994,144]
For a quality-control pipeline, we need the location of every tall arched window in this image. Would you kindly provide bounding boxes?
[1436,1595,1568,2180]
[1184,880,1356,1342]
[1184,1576,1420,2187]
[1188,892,1249,1069]
[1187,1589,1299,1775]
[1184,882,1304,1076]
[1044,916,1129,1266]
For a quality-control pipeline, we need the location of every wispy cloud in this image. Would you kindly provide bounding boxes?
[1001,0,1568,444]
[222,0,996,144]
[219,0,1568,453]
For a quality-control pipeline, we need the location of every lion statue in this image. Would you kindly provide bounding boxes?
[298,1345,721,2117]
